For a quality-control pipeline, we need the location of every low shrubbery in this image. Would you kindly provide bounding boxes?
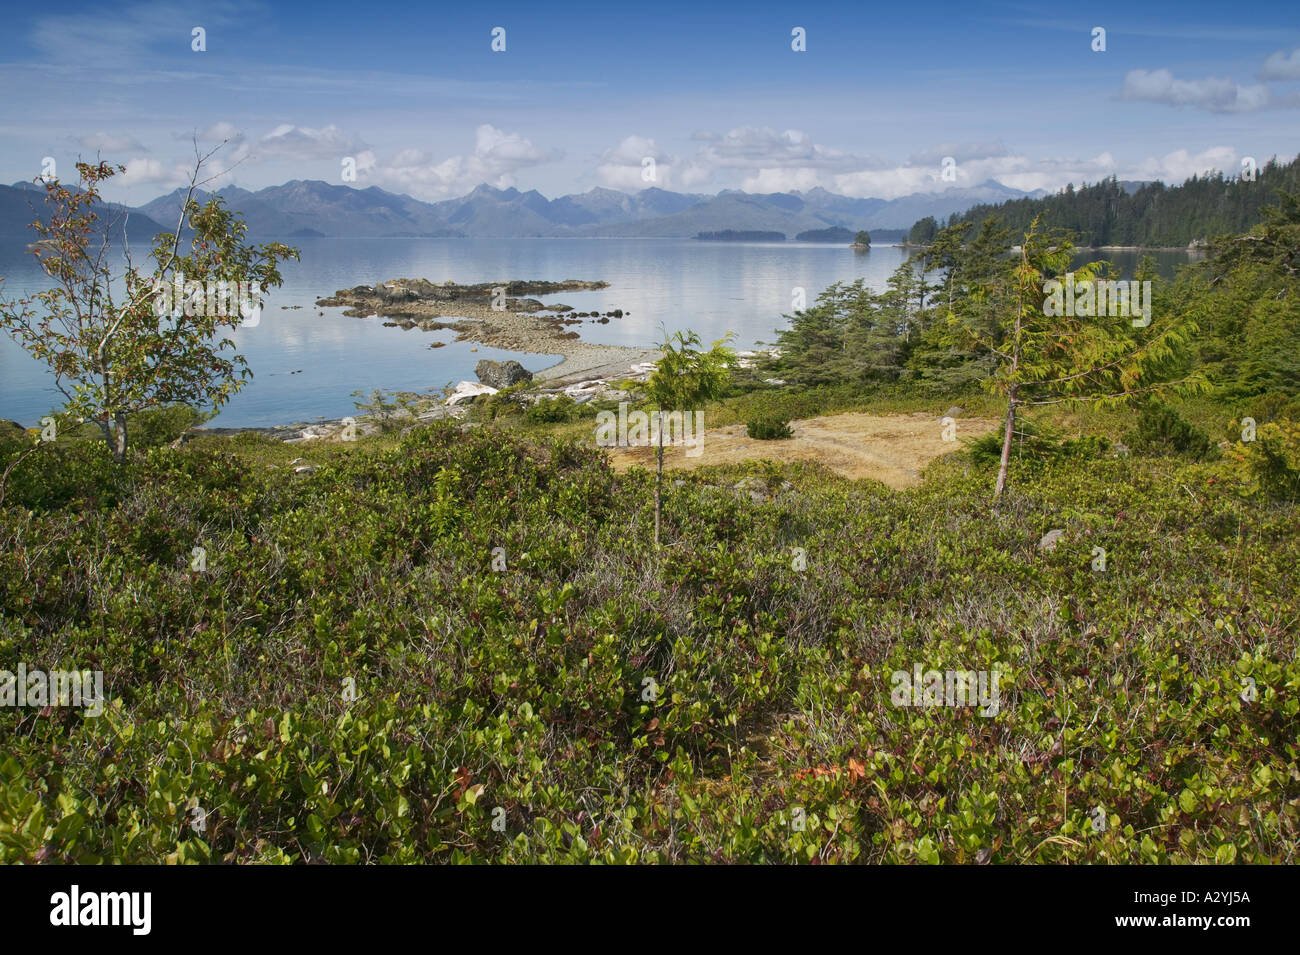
[746,417,794,440]
[1230,418,1300,501]
[1128,401,1219,460]
[1,419,1296,863]
[524,395,580,424]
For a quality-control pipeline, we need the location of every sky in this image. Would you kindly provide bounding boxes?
[1,0,1298,205]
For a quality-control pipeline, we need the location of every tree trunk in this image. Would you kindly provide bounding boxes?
[994,388,1016,501]
[96,418,114,454]
[112,411,128,463]
[654,410,664,547]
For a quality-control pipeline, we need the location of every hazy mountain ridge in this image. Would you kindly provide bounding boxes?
[0,182,164,240]
[4,178,1050,241]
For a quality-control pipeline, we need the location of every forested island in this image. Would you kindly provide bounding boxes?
[907,154,1300,248]
[695,230,786,241]
[795,226,854,242]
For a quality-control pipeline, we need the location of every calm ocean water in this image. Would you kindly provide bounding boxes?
[0,238,1192,428]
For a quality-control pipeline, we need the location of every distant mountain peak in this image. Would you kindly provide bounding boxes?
[99,177,1051,238]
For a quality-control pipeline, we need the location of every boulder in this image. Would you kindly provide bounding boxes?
[376,282,417,303]
[1038,529,1066,553]
[475,359,533,389]
[446,381,499,406]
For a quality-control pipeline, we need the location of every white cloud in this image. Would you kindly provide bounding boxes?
[1120,68,1278,113]
[1260,48,1300,81]
[198,122,243,142]
[253,123,365,160]
[599,126,882,195]
[1130,146,1241,184]
[77,131,147,153]
[355,125,557,199]
[906,142,1011,166]
[117,157,190,188]
[740,167,826,193]
[594,135,709,190]
[694,126,868,172]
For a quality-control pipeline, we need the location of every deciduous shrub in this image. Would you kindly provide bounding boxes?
[746,417,793,440]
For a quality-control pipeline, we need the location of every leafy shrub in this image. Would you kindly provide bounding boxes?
[525,395,578,424]
[1128,402,1218,460]
[127,403,214,448]
[475,386,526,422]
[968,417,1063,465]
[351,389,408,432]
[1246,390,1300,428]
[1231,419,1300,501]
[0,434,125,511]
[746,417,794,440]
[1059,434,1112,458]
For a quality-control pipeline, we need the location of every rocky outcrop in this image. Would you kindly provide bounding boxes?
[475,360,533,389]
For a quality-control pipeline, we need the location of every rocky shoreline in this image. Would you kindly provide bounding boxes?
[185,271,678,444]
[314,277,657,386]
[187,353,668,445]
[164,276,775,446]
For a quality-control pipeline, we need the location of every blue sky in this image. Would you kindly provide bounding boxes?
[1,0,1298,204]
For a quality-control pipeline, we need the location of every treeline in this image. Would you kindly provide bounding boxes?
[768,192,1300,401]
[908,154,1300,248]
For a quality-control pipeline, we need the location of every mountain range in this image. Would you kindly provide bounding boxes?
[0,178,1050,241]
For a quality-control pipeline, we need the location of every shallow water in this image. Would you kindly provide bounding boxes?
[0,238,1193,428]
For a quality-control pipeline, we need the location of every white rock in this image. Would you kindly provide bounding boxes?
[445,381,499,405]
[1038,529,1066,552]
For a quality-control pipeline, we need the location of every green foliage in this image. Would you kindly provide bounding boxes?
[1128,402,1218,460]
[351,389,405,432]
[937,157,1300,248]
[126,404,214,449]
[645,328,736,412]
[1230,419,1300,501]
[908,215,938,246]
[766,273,916,387]
[525,395,579,424]
[476,387,526,422]
[1,422,1296,863]
[0,159,298,461]
[746,418,794,440]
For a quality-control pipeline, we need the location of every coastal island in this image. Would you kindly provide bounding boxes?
[315,277,659,385]
[794,226,855,243]
[694,230,785,241]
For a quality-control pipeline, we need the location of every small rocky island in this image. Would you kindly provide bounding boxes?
[315,277,658,385]
[318,277,610,318]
